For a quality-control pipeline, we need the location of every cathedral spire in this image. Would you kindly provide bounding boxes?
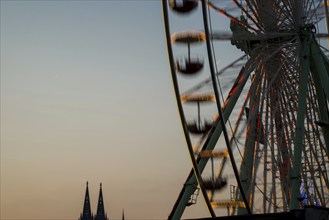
[79,181,93,220]
[94,183,108,220]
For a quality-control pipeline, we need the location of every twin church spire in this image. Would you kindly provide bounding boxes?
[95,183,108,220]
[79,182,109,220]
[80,182,92,220]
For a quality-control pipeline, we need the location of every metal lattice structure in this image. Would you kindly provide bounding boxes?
[162,0,329,219]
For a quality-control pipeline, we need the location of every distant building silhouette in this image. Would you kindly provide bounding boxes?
[79,182,93,220]
[79,182,109,220]
[94,183,109,220]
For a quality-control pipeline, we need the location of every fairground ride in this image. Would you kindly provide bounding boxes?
[162,0,329,219]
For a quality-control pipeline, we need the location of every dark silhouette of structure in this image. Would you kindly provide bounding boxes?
[79,182,93,220]
[78,182,109,220]
[94,183,109,220]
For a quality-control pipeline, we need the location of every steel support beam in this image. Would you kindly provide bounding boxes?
[237,69,261,215]
[289,38,311,210]
[201,0,251,215]
[310,41,329,159]
[168,62,254,220]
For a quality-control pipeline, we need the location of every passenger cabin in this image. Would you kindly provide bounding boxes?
[169,0,198,14]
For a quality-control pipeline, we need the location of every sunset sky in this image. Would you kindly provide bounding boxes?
[2,1,327,220]
[0,1,212,219]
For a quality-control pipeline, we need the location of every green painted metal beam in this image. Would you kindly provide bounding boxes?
[201,0,251,215]
[310,41,329,159]
[289,37,311,210]
[310,42,329,99]
[168,62,254,220]
[237,71,262,215]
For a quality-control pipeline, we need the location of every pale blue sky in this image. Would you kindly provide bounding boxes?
[0,1,214,219]
[2,0,313,219]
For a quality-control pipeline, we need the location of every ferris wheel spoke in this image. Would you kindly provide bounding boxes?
[310,43,329,158]
[250,143,264,210]
[182,55,247,95]
[259,1,290,31]
[267,113,278,212]
[208,89,251,202]
[306,147,325,206]
[280,83,296,163]
[244,0,264,29]
[263,86,275,212]
[303,0,315,22]
[303,106,322,205]
[279,92,295,159]
[199,56,257,187]
[304,0,324,25]
[207,1,258,32]
[305,85,329,188]
[301,131,325,206]
[308,127,328,185]
[236,66,264,214]
[268,80,292,211]
[231,0,265,32]
[269,118,279,212]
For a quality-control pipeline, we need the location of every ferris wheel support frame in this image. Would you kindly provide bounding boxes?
[290,31,329,210]
[162,2,264,215]
[237,67,263,215]
[289,34,311,211]
[163,56,256,219]
[310,42,329,157]
[201,0,251,215]
[322,0,329,47]
[163,0,329,218]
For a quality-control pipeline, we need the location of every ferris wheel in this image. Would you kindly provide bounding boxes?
[162,0,329,219]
